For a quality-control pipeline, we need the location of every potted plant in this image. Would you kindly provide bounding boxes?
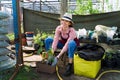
[36,48,55,74]
[6,33,15,45]
[33,32,44,54]
[33,29,48,54]
[21,33,27,46]
[103,50,117,68]
[116,50,120,68]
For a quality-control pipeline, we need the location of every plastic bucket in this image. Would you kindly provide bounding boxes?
[25,32,34,46]
[25,32,34,37]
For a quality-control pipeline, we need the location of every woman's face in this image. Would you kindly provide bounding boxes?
[60,19,70,30]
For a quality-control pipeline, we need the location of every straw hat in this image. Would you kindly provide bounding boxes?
[60,13,73,23]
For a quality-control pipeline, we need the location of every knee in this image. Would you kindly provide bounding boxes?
[44,37,53,43]
[68,40,76,47]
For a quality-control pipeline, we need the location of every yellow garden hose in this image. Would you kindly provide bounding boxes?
[96,70,120,80]
[56,65,63,80]
[23,53,33,57]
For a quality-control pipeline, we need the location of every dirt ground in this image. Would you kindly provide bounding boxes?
[6,43,119,80]
[22,43,120,80]
[24,59,94,80]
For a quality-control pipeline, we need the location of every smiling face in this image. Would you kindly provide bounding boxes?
[60,19,71,31]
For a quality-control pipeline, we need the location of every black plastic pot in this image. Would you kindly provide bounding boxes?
[34,43,40,51]
[104,58,116,68]
[116,51,120,68]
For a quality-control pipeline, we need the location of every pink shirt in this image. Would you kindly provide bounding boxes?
[52,25,77,53]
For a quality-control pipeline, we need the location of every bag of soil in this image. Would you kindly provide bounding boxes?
[77,44,105,61]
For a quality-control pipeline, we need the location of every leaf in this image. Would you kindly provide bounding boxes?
[37,47,42,54]
[47,48,54,56]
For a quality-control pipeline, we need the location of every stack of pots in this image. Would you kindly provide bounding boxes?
[25,32,34,47]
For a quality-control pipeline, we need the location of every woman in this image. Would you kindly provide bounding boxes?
[44,13,79,76]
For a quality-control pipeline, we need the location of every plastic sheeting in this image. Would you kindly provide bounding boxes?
[0,41,9,48]
[0,27,8,34]
[0,20,9,27]
[0,11,9,19]
[0,35,9,40]
[23,8,120,34]
[0,48,11,56]
[0,11,16,71]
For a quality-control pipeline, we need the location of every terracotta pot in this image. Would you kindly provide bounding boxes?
[10,40,15,45]
[22,38,27,46]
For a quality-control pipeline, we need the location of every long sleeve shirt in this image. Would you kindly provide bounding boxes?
[52,25,77,54]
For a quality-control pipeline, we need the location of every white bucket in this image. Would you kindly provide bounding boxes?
[26,37,33,47]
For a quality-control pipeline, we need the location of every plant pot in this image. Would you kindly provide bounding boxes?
[22,38,27,46]
[116,58,120,68]
[104,59,116,68]
[25,32,34,37]
[10,40,15,45]
[33,43,40,50]
[36,61,55,74]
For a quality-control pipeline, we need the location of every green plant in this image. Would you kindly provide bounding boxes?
[105,49,117,60]
[6,33,15,41]
[33,29,41,44]
[14,66,39,80]
[33,29,44,54]
[0,67,14,80]
[73,0,100,15]
[33,29,54,54]
[104,49,118,68]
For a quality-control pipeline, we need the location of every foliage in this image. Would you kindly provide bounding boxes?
[6,33,15,41]
[33,29,53,44]
[41,48,55,65]
[14,66,39,80]
[73,0,100,15]
[0,67,14,80]
[47,48,54,65]
[105,49,117,59]
[33,29,54,54]
[0,66,39,80]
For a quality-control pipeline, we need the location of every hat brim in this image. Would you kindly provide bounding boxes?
[59,18,74,24]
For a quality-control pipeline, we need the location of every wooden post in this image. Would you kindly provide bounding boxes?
[60,0,68,17]
[0,1,1,10]
[40,0,42,11]
[12,0,23,65]
[102,0,104,12]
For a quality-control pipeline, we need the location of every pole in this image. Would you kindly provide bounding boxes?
[12,0,23,65]
[60,0,68,17]
[40,0,42,11]
[0,1,1,10]
[102,0,104,12]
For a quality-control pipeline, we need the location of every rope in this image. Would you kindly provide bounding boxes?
[96,70,120,80]
[56,65,63,80]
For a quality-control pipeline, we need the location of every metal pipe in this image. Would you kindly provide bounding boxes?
[12,0,23,65]
[10,0,23,80]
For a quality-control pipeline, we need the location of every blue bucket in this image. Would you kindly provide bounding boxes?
[25,32,34,37]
